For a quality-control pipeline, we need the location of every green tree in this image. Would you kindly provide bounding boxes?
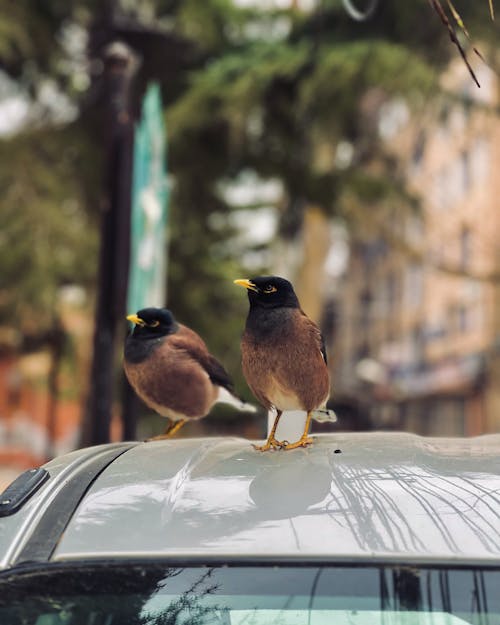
[0,0,497,432]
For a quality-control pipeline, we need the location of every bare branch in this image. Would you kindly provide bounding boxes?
[428,0,481,87]
[445,0,487,64]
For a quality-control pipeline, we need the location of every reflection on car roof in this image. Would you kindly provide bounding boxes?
[53,432,500,565]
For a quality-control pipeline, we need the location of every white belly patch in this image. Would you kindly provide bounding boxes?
[267,378,303,411]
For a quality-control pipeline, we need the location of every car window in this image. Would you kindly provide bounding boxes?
[0,563,499,625]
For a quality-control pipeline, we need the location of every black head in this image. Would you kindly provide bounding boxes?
[234,276,300,309]
[126,307,178,339]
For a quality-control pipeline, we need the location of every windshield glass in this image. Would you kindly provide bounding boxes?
[0,563,499,625]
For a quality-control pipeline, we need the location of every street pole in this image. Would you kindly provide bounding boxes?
[83,42,139,446]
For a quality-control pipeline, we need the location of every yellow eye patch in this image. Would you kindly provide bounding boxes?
[149,320,160,327]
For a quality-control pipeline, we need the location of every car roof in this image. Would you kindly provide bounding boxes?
[1,432,500,569]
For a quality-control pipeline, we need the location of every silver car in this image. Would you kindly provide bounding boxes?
[0,431,499,624]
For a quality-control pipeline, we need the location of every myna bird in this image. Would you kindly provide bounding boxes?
[124,307,254,439]
[234,276,331,451]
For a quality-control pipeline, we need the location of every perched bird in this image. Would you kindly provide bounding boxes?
[234,276,331,451]
[124,307,254,439]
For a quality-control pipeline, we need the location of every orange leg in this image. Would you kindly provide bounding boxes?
[282,411,314,450]
[147,419,187,441]
[253,410,284,451]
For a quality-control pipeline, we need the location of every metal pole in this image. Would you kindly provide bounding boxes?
[121,375,141,440]
[83,42,138,446]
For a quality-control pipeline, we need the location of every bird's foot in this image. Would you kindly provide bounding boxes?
[144,432,181,443]
[146,419,187,441]
[146,433,172,442]
[282,435,314,450]
[252,436,285,452]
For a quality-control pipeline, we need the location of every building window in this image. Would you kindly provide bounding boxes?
[448,303,470,334]
[405,215,424,246]
[460,150,471,195]
[458,306,468,332]
[411,130,426,174]
[405,263,423,307]
[386,272,397,310]
[471,137,490,185]
[459,226,472,272]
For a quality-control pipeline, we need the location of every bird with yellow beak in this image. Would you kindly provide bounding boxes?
[234,276,331,451]
[124,307,255,439]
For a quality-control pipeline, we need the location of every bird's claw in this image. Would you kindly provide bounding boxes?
[145,418,187,441]
[281,436,314,450]
[252,436,285,452]
[252,433,315,451]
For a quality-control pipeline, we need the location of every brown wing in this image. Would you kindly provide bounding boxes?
[124,326,219,419]
[241,310,329,412]
[288,311,330,409]
[171,325,235,393]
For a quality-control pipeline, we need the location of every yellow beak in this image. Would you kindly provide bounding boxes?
[234,278,259,293]
[126,314,145,326]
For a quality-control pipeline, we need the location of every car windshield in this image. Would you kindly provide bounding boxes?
[0,563,499,625]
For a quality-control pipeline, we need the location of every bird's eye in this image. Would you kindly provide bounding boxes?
[149,320,160,327]
[262,284,277,294]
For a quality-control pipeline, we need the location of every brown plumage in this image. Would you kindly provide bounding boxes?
[124,308,253,439]
[234,276,330,451]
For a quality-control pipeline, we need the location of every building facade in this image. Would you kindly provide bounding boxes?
[333,61,500,435]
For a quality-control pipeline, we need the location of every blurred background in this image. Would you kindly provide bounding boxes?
[1,0,499,485]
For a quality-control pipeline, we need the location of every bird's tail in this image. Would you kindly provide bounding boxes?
[311,408,338,423]
[217,388,258,413]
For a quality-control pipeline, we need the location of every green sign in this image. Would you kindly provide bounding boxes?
[127,83,168,313]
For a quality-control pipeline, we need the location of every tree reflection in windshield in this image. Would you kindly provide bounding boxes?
[0,564,498,625]
[140,568,223,625]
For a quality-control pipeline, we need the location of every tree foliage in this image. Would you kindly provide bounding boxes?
[0,125,99,332]
[0,0,497,383]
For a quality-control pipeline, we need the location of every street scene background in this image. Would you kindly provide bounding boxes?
[1,0,500,487]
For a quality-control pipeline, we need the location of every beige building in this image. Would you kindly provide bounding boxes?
[333,60,500,435]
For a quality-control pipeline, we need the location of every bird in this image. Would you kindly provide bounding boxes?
[124,307,255,439]
[234,276,332,451]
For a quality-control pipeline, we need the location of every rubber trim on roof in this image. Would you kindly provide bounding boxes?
[13,444,136,566]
